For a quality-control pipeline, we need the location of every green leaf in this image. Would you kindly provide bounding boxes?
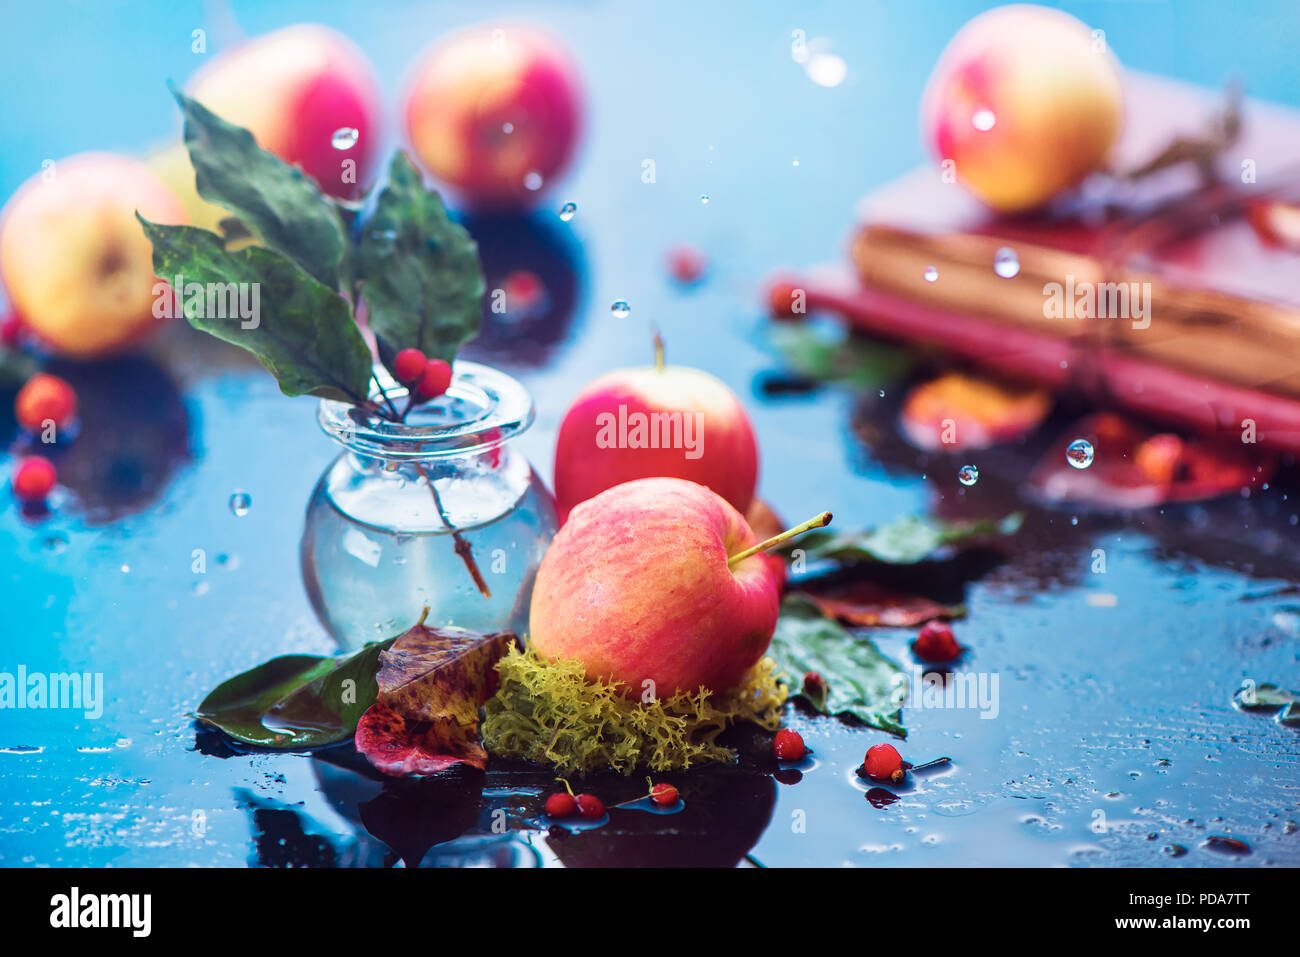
[140,219,373,403]
[789,512,1024,566]
[770,324,912,390]
[356,152,484,365]
[196,640,394,749]
[769,595,907,737]
[172,85,347,289]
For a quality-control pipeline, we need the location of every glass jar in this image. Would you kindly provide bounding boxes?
[300,361,557,651]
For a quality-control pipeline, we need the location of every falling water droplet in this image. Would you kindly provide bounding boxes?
[610,300,631,319]
[993,247,1021,278]
[923,265,939,283]
[331,127,359,151]
[559,202,577,222]
[523,171,544,191]
[229,491,252,516]
[957,464,979,487]
[971,108,997,132]
[1066,439,1095,469]
[700,194,710,205]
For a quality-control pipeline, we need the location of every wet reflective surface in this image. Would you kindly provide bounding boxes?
[2,1,1299,867]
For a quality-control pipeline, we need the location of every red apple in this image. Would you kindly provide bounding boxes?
[529,478,783,697]
[922,4,1123,212]
[182,23,382,202]
[403,23,582,209]
[554,361,759,524]
[0,153,186,358]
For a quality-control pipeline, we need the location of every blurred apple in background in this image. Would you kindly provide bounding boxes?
[0,153,186,358]
[922,4,1123,212]
[150,23,382,218]
[553,359,759,523]
[404,23,583,209]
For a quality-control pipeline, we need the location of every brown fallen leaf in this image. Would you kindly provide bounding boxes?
[354,617,516,777]
[798,582,964,628]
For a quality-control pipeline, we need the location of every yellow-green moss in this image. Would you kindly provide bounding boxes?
[482,647,788,775]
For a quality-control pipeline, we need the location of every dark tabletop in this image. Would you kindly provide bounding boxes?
[2,0,1299,867]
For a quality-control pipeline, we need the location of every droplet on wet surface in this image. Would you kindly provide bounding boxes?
[958,464,979,486]
[1066,438,1095,469]
[330,127,359,151]
[229,491,251,516]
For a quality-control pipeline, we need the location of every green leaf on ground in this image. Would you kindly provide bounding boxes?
[788,512,1023,565]
[770,324,912,390]
[769,595,907,737]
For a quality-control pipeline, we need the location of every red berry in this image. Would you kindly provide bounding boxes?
[914,620,962,663]
[393,348,427,384]
[575,793,605,818]
[544,791,577,818]
[15,373,77,433]
[773,728,807,761]
[767,280,804,321]
[666,244,707,285]
[503,270,544,312]
[803,671,826,697]
[12,455,56,503]
[415,359,453,400]
[650,782,678,806]
[864,743,904,782]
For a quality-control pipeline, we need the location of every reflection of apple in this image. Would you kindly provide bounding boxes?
[404,23,582,209]
[922,5,1122,212]
[530,478,782,698]
[0,153,185,358]
[554,360,759,523]
[182,23,382,202]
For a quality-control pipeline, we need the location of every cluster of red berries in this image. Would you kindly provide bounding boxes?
[913,620,962,663]
[544,777,680,820]
[9,372,79,506]
[392,348,453,401]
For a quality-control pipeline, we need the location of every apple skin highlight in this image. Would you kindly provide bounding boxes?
[528,477,782,698]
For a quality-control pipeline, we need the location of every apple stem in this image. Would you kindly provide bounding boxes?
[727,510,832,568]
[652,322,665,372]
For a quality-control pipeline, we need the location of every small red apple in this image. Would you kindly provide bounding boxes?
[404,23,583,209]
[553,355,759,525]
[529,478,787,698]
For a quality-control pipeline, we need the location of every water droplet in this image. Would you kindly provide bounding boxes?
[523,171,544,191]
[610,300,631,319]
[993,246,1021,278]
[1066,439,1095,469]
[501,122,515,134]
[923,265,939,283]
[1161,843,1188,858]
[229,491,251,516]
[559,202,576,222]
[957,464,979,486]
[700,194,710,205]
[792,158,800,166]
[331,127,359,151]
[972,107,997,131]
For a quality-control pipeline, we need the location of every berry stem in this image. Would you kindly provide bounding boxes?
[727,511,832,569]
[651,322,665,373]
[414,462,491,598]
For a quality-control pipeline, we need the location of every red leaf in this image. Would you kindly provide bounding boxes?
[353,621,515,778]
[798,582,963,628]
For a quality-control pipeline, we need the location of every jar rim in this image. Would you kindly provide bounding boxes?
[317,360,535,459]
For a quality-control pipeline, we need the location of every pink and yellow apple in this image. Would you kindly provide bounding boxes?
[553,361,760,524]
[529,477,783,697]
[171,23,382,205]
[0,153,186,358]
[922,4,1123,212]
[404,23,583,209]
